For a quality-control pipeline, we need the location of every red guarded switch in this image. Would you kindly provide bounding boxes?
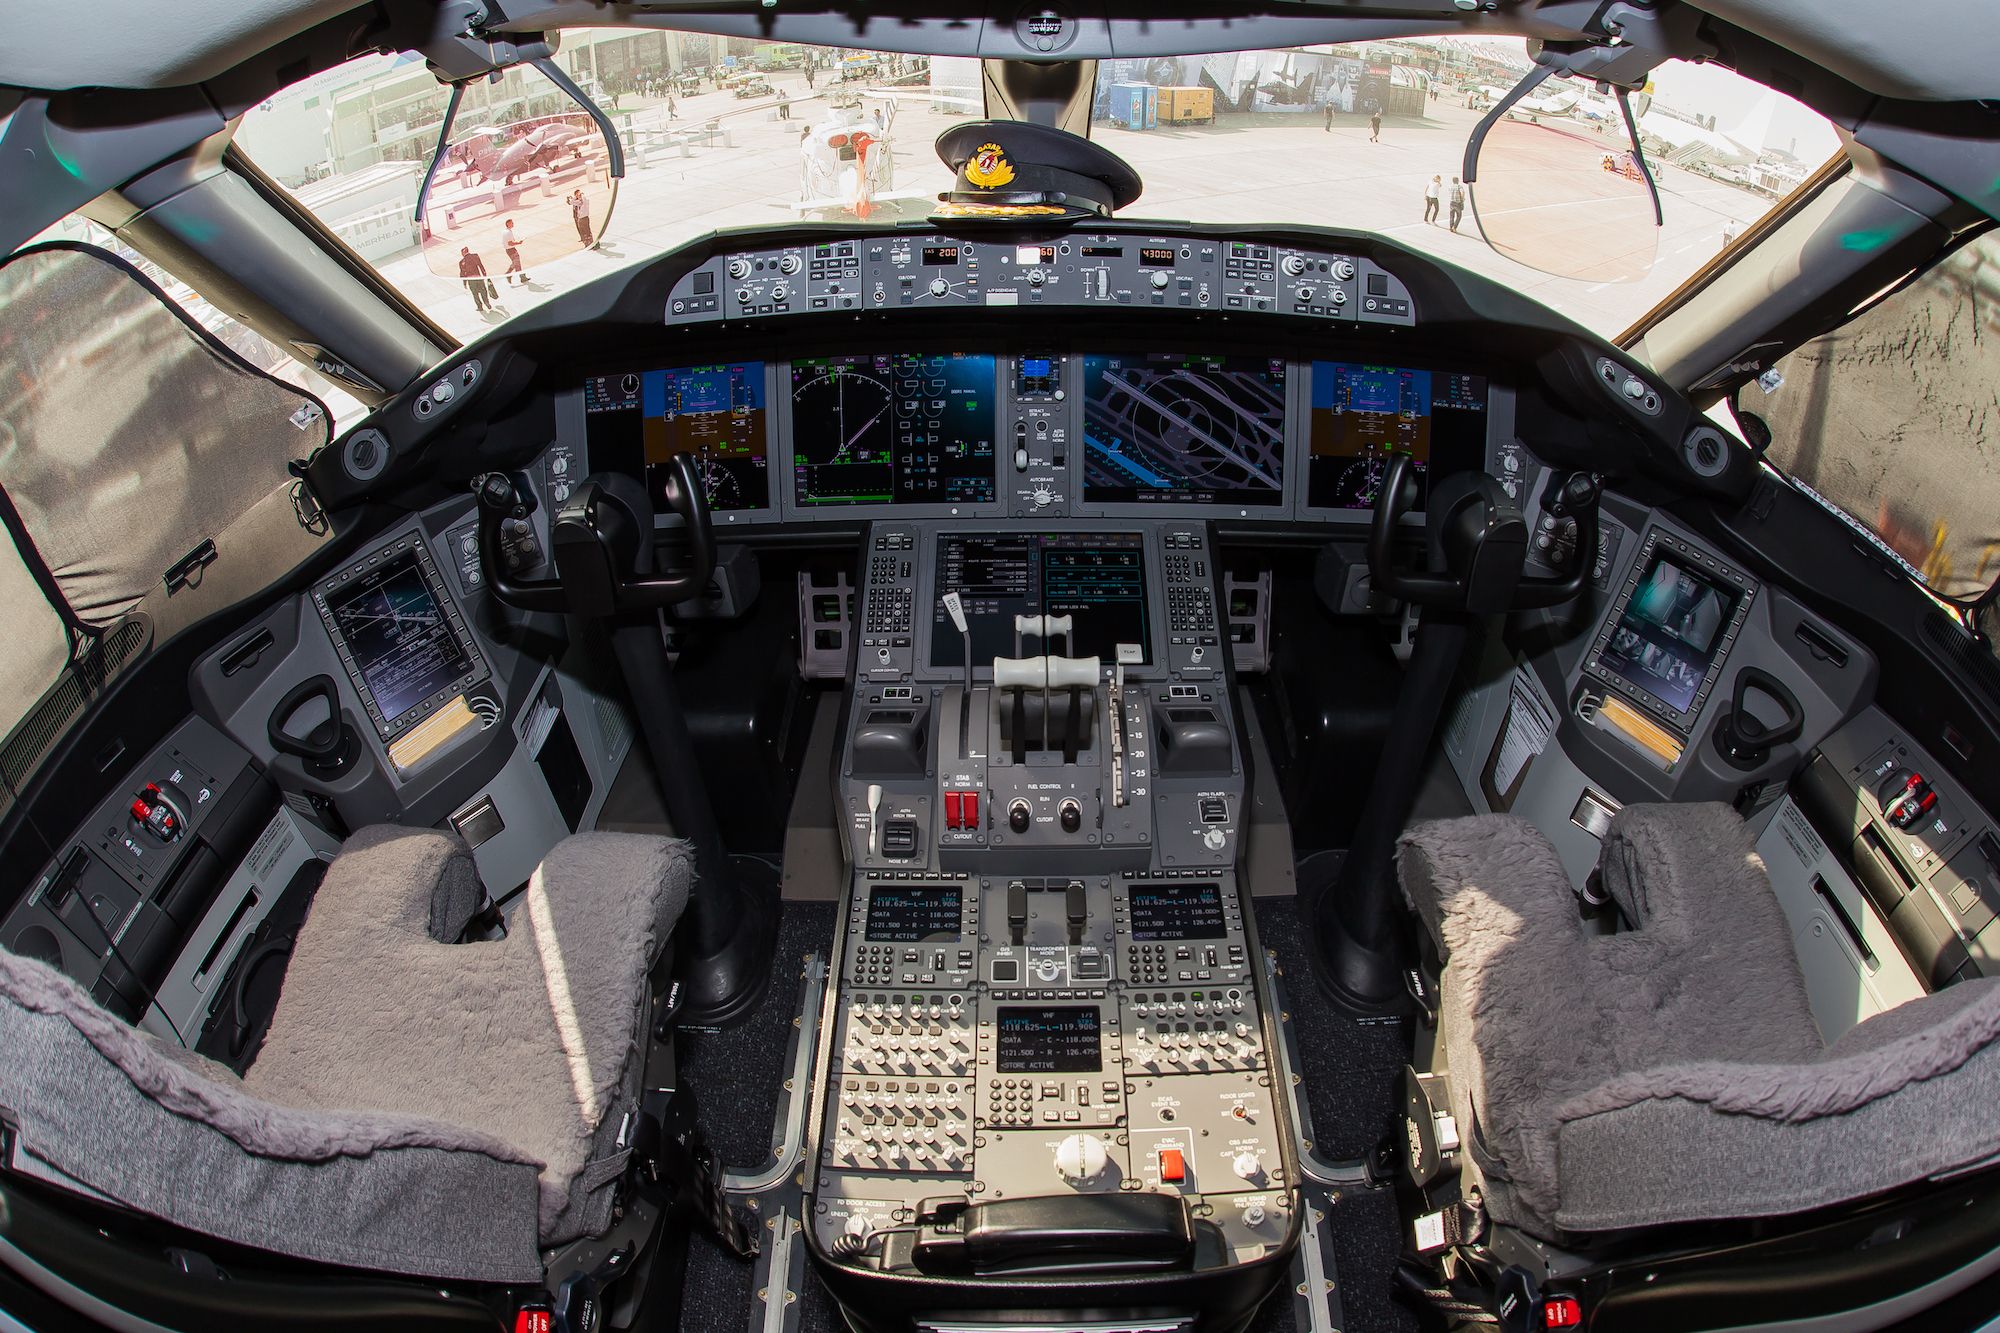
[944,791,963,829]
[964,792,979,828]
[1544,1296,1582,1329]
[1159,1148,1186,1183]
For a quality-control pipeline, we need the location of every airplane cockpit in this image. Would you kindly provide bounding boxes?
[2,3,1999,1331]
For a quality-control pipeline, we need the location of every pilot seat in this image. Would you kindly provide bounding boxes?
[0,824,691,1282]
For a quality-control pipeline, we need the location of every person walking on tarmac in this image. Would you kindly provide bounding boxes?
[502,218,529,285]
[458,246,496,313]
[1447,176,1466,232]
[1323,100,1334,132]
[1423,174,1441,224]
[569,189,594,247]
[1369,108,1382,142]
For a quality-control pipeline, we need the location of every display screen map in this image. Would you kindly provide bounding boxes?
[1081,354,1287,506]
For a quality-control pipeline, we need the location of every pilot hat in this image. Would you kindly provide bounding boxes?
[933,121,1143,220]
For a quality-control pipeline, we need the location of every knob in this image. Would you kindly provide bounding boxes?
[1055,1134,1110,1184]
[1281,253,1306,276]
[1035,958,1062,983]
[736,288,751,304]
[1298,286,1315,302]
[1328,288,1347,306]
[771,283,788,303]
[1026,269,1045,287]
[1332,258,1356,281]
[1059,799,1082,833]
[1244,1201,1268,1226]
[779,253,801,275]
[1622,375,1648,400]
[1231,1151,1263,1181]
[1032,486,1056,508]
[844,1215,870,1239]
[1150,270,1171,289]
[1203,826,1226,851]
[928,277,950,298]
[727,257,750,279]
[1008,800,1031,834]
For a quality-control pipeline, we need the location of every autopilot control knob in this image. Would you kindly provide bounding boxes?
[1008,800,1032,834]
[1059,799,1082,834]
[928,278,950,298]
[1026,268,1045,287]
[1150,270,1171,290]
[1055,1133,1110,1185]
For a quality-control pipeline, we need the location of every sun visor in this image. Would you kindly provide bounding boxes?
[0,244,331,630]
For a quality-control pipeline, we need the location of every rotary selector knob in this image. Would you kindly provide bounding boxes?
[736,289,752,305]
[1298,286,1315,302]
[1032,486,1056,508]
[1055,1134,1110,1184]
[1327,288,1348,306]
[1026,269,1045,287]
[727,257,750,280]
[1203,826,1227,851]
[1332,258,1356,281]
[928,278,950,298]
[1035,958,1063,983]
[1231,1151,1264,1182]
[1280,253,1306,276]
[779,253,801,275]
[1150,270,1171,289]
[771,283,788,303]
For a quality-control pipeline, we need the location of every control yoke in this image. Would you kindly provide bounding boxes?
[1368,454,1599,613]
[476,454,715,616]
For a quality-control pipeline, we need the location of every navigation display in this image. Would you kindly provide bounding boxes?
[1128,883,1227,941]
[1600,553,1746,713]
[1307,362,1488,510]
[930,532,1150,668]
[322,549,476,726]
[996,1006,1102,1073]
[1081,354,1287,507]
[581,364,770,512]
[865,885,962,942]
[791,353,996,506]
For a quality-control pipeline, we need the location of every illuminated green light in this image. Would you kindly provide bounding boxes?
[1840,229,1895,252]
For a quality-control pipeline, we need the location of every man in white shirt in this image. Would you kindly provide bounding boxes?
[1424,175,1441,224]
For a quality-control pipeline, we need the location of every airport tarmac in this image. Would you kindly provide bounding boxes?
[380,69,1777,344]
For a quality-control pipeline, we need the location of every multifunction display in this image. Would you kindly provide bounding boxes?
[1081,354,1287,507]
[791,353,996,506]
[1128,882,1227,941]
[996,1006,1102,1073]
[930,532,1150,668]
[1307,362,1488,510]
[581,363,770,512]
[320,548,477,728]
[865,885,963,942]
[1601,551,1747,714]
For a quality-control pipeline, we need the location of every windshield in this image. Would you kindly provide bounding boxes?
[236,37,1836,343]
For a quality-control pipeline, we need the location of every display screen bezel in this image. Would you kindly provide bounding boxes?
[785,352,1002,513]
[312,534,490,741]
[1077,352,1290,510]
[1301,359,1492,515]
[864,884,963,942]
[1127,882,1228,941]
[1587,529,1755,730]
[928,529,1154,672]
[995,1005,1103,1073]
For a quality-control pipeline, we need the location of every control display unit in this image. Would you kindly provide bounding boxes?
[791,353,997,507]
[1306,361,1488,509]
[313,538,488,740]
[1596,539,1752,717]
[1128,882,1227,941]
[1080,354,1287,507]
[930,531,1150,667]
[996,1005,1102,1072]
[581,363,770,512]
[865,884,962,942]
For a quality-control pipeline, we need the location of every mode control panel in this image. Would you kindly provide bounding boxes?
[667,228,1417,328]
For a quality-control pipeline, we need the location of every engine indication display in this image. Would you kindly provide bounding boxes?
[581,363,770,512]
[865,885,963,942]
[996,1006,1102,1073]
[791,353,997,506]
[1307,362,1488,510]
[1081,354,1287,507]
[1127,882,1227,941]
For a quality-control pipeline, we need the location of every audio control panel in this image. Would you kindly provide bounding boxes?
[666,227,1417,329]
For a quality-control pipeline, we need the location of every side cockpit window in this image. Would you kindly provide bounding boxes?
[1741,228,2000,604]
[0,242,334,787]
